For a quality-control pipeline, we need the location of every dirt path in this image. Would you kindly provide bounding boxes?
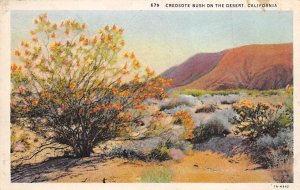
[167,151,273,182]
[12,150,274,182]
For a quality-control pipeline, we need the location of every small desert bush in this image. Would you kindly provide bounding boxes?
[149,140,192,161]
[213,108,237,124]
[107,140,191,162]
[192,118,227,143]
[149,141,172,161]
[140,167,173,182]
[192,108,234,143]
[108,147,147,160]
[249,128,293,169]
[195,104,218,113]
[173,110,195,140]
[198,94,239,105]
[247,144,292,169]
[159,95,197,111]
[220,94,239,104]
[278,89,293,129]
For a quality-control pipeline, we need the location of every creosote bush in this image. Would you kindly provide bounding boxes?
[11,13,172,157]
[173,110,195,140]
[232,87,293,170]
[232,101,288,142]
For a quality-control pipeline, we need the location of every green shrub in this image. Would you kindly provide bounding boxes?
[232,91,293,170]
[192,119,226,143]
[149,141,172,161]
[278,94,293,129]
[140,167,172,182]
[232,101,291,142]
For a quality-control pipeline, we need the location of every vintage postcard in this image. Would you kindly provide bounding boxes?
[0,0,300,189]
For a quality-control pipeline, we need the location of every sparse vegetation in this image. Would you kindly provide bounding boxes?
[11,87,293,182]
[177,89,284,97]
[9,15,293,181]
[140,167,173,182]
[11,85,293,182]
[9,11,293,183]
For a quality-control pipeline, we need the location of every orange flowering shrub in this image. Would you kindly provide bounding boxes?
[232,101,288,142]
[11,13,172,157]
[233,89,293,169]
[173,110,195,140]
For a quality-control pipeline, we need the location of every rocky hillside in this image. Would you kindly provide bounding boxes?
[161,51,227,88]
[162,43,293,90]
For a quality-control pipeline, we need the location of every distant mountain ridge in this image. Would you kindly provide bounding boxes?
[161,43,293,90]
[161,51,227,88]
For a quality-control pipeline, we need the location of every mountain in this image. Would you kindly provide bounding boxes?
[161,51,227,88]
[162,43,293,90]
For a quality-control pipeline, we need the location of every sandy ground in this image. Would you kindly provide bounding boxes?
[12,150,274,183]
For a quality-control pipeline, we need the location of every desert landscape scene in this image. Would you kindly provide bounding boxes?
[10,12,293,183]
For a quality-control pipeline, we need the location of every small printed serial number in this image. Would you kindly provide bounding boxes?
[273,184,289,189]
[150,3,160,7]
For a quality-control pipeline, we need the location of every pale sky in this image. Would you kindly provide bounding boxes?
[11,11,292,74]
